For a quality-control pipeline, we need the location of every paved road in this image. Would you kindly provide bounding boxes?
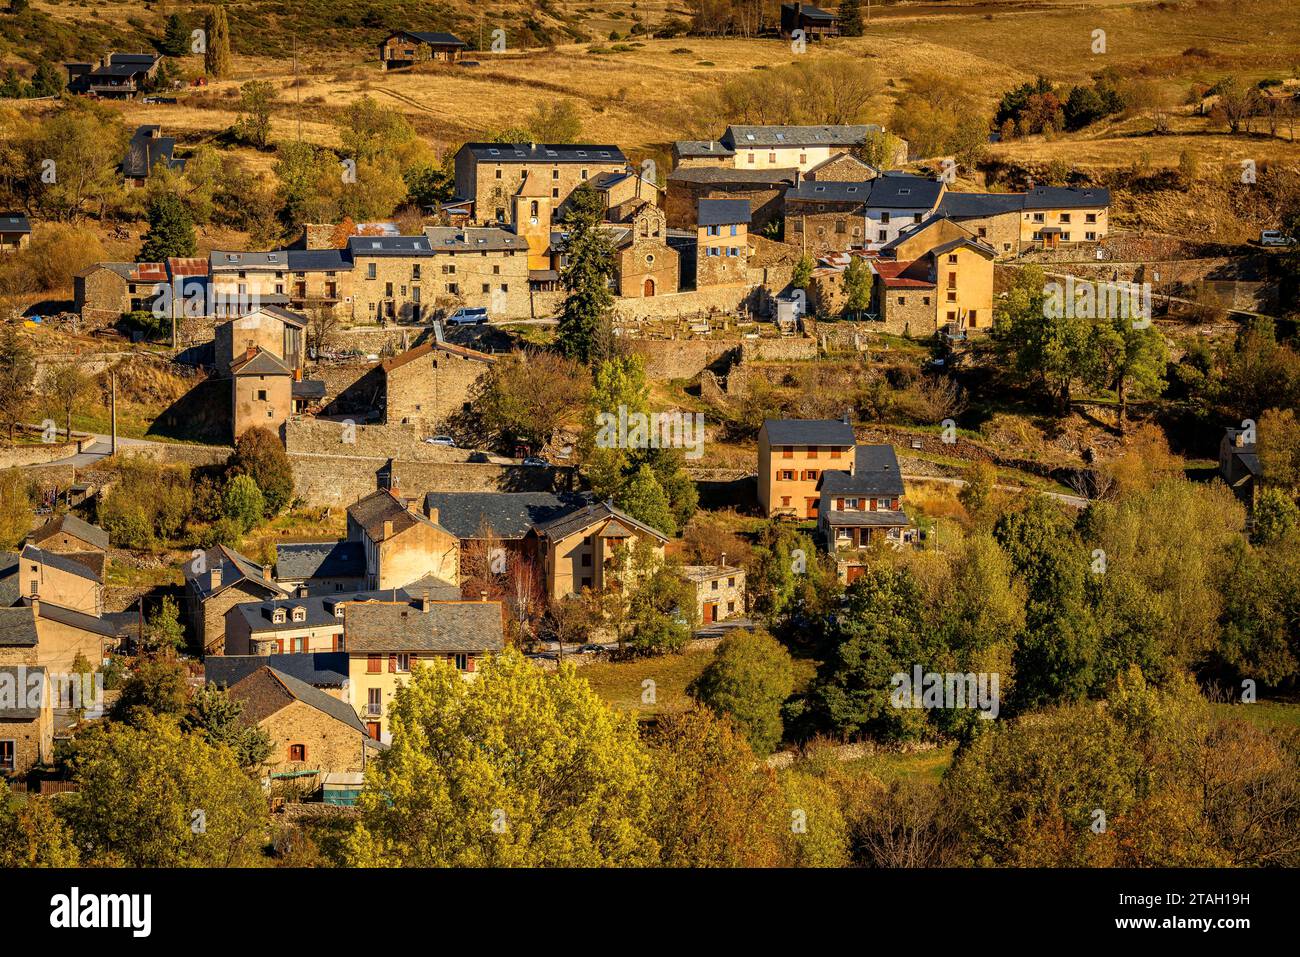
[35,432,170,468]
[902,472,1088,508]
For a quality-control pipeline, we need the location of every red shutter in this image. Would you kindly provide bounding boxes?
[466,656,475,673]
[388,654,396,673]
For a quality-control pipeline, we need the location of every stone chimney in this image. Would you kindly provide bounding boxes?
[382,520,393,539]
[209,565,222,590]
[293,366,303,382]
[262,564,272,582]
[29,596,39,616]
[426,506,439,525]
[419,590,430,612]
[480,590,488,602]
[720,552,727,569]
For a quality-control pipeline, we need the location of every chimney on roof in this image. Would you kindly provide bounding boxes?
[29,596,39,617]
[480,590,488,602]
[262,564,271,582]
[209,565,221,590]
[720,552,727,568]
[419,590,430,612]
[293,367,302,382]
[382,520,393,539]
[426,506,439,525]
[794,168,801,188]
[842,410,850,425]
[297,585,308,598]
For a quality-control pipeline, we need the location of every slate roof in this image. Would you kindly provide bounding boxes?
[533,501,670,543]
[29,514,110,552]
[823,508,911,528]
[0,213,31,234]
[674,140,735,158]
[0,552,19,607]
[722,125,879,149]
[392,31,467,47]
[0,666,46,721]
[229,666,367,735]
[1022,186,1110,210]
[867,175,944,210]
[28,599,120,639]
[343,600,505,653]
[210,250,293,270]
[786,180,871,204]
[680,564,742,583]
[937,192,1027,218]
[185,545,287,601]
[462,143,628,164]
[380,339,495,374]
[667,167,795,186]
[205,652,350,689]
[348,490,449,541]
[347,235,433,256]
[423,226,531,252]
[121,126,184,180]
[286,248,350,271]
[0,607,37,647]
[763,418,856,447]
[292,379,326,400]
[21,544,102,584]
[805,152,877,177]
[927,236,997,259]
[230,347,291,377]
[698,198,752,227]
[233,594,350,634]
[819,444,905,497]
[422,491,592,541]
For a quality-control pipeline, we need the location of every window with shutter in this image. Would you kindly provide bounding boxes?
[388,654,397,673]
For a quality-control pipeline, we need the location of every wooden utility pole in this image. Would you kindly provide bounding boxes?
[294,35,302,142]
[110,372,117,456]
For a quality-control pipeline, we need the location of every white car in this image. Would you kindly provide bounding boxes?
[423,436,455,447]
[1260,230,1296,247]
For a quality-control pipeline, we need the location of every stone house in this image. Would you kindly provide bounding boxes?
[935,192,1026,259]
[210,249,351,318]
[214,305,305,373]
[697,199,752,286]
[74,262,163,323]
[873,220,996,335]
[665,166,795,232]
[0,665,53,778]
[817,444,914,582]
[345,598,504,742]
[804,152,879,183]
[121,125,185,187]
[205,651,351,701]
[230,346,292,441]
[784,180,871,255]
[223,594,348,656]
[453,142,629,232]
[422,490,593,570]
[377,31,466,69]
[379,332,496,430]
[346,489,460,592]
[420,226,532,318]
[758,417,857,519]
[184,545,288,656]
[531,501,670,599]
[227,666,373,779]
[28,514,109,581]
[1219,426,1260,506]
[718,125,906,174]
[0,213,31,252]
[681,563,746,623]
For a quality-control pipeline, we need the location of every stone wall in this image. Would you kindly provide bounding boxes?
[0,437,81,468]
[628,339,739,380]
[740,337,818,362]
[611,283,762,322]
[285,418,472,461]
[289,452,578,506]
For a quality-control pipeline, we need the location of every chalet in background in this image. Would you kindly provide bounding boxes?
[780,3,841,41]
[378,31,467,70]
[0,213,31,252]
[121,125,186,187]
[64,52,161,97]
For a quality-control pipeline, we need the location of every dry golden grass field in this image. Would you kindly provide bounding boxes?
[11,0,1297,177]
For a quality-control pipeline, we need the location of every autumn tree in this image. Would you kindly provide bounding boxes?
[688,628,795,756]
[228,425,295,516]
[345,649,657,866]
[471,349,591,453]
[42,360,90,441]
[0,321,34,442]
[204,4,233,78]
[234,80,276,149]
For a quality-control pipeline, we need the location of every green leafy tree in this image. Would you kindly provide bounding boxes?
[183,684,273,770]
[42,360,90,441]
[1096,318,1167,433]
[619,464,676,536]
[345,648,657,866]
[842,254,872,320]
[1258,407,1300,491]
[204,4,233,78]
[111,658,192,723]
[139,193,197,262]
[30,60,64,97]
[473,350,591,452]
[142,595,186,655]
[0,322,34,443]
[558,182,615,364]
[526,100,583,143]
[1251,487,1300,545]
[234,80,276,149]
[222,474,265,534]
[0,797,79,867]
[0,468,31,549]
[624,542,695,655]
[958,460,997,523]
[228,425,294,516]
[688,629,795,756]
[62,715,268,867]
[792,254,813,289]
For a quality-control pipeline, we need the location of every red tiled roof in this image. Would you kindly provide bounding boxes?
[872,259,935,288]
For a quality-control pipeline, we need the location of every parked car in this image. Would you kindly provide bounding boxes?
[447,307,489,326]
[468,451,490,463]
[424,436,455,447]
[521,456,548,467]
[1260,230,1297,247]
